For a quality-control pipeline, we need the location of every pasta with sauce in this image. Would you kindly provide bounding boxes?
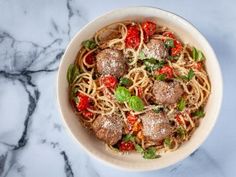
[67,20,210,159]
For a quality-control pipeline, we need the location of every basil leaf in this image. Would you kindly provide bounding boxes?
[82,40,97,50]
[192,107,205,118]
[155,74,166,81]
[73,97,79,105]
[192,47,205,61]
[144,59,165,72]
[115,86,131,102]
[197,51,204,61]
[135,144,144,153]
[128,96,144,112]
[143,147,160,159]
[165,39,174,48]
[192,47,198,60]
[177,98,186,111]
[176,126,186,139]
[119,77,133,87]
[188,69,195,80]
[70,87,79,99]
[67,64,79,84]
[164,137,171,146]
[180,69,195,81]
[123,134,135,143]
[138,51,146,60]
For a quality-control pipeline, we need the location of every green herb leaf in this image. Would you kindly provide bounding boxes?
[143,147,160,159]
[192,107,205,118]
[138,51,146,60]
[144,59,165,72]
[155,74,166,81]
[192,47,205,61]
[115,86,131,102]
[73,97,79,105]
[67,64,79,84]
[164,137,171,146]
[82,40,97,50]
[119,77,133,87]
[165,39,174,48]
[177,98,186,111]
[128,96,144,112]
[180,69,195,81]
[176,126,186,139]
[135,144,144,153]
[153,107,162,113]
[70,87,79,99]
[123,134,135,143]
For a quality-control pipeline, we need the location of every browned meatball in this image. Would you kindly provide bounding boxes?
[153,80,184,105]
[92,114,123,145]
[139,111,172,143]
[96,49,127,78]
[143,39,168,60]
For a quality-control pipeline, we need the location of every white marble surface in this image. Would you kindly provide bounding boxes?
[0,0,235,176]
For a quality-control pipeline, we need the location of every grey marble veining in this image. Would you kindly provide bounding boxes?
[0,0,235,177]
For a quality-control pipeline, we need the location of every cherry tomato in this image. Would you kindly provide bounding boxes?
[171,40,183,56]
[125,25,140,49]
[127,114,138,125]
[76,93,89,111]
[119,141,135,151]
[195,62,202,70]
[175,114,183,124]
[101,75,117,88]
[142,21,156,36]
[163,31,175,39]
[138,87,143,97]
[82,110,93,119]
[85,53,95,65]
[158,66,174,79]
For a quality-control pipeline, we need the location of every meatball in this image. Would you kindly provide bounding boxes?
[92,114,123,145]
[143,39,168,60]
[153,80,184,105]
[96,49,127,78]
[139,110,172,143]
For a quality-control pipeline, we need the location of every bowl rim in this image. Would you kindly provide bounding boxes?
[56,6,223,172]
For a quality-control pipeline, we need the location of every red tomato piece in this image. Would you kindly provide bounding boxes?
[158,66,174,79]
[138,87,143,97]
[76,93,89,111]
[82,110,93,119]
[175,114,183,124]
[163,31,175,39]
[101,75,117,88]
[171,40,183,56]
[125,25,140,49]
[119,141,135,151]
[195,62,202,70]
[85,53,95,65]
[142,21,156,36]
[127,114,138,125]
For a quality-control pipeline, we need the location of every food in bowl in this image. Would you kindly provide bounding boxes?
[66,19,211,159]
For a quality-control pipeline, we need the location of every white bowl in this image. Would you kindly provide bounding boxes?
[57,7,223,171]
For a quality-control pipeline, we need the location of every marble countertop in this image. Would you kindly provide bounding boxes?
[0,0,235,176]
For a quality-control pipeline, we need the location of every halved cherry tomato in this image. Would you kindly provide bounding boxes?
[125,25,140,49]
[163,31,175,39]
[119,141,135,151]
[194,62,202,70]
[101,75,117,88]
[175,114,183,124]
[171,40,183,56]
[85,53,95,65]
[158,66,174,79]
[127,114,138,125]
[142,21,156,36]
[138,87,143,97]
[76,93,89,111]
[82,110,93,119]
